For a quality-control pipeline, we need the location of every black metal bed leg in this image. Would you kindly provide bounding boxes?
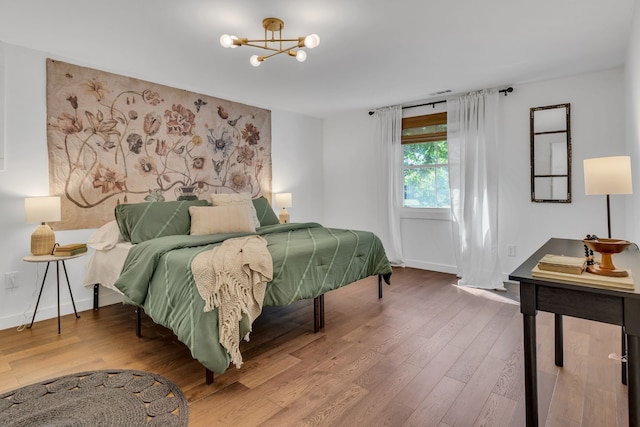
[313,295,325,333]
[93,284,99,310]
[378,273,392,298]
[136,308,142,337]
[205,368,214,385]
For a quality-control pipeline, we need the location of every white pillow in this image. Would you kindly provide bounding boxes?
[211,192,260,228]
[189,205,256,236]
[87,220,125,250]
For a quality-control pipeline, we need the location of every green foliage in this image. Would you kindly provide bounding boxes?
[403,141,450,208]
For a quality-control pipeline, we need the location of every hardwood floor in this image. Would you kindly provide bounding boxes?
[0,267,630,426]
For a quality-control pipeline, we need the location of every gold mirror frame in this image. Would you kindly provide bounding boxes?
[530,103,571,203]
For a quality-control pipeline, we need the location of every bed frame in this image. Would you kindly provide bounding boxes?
[94,273,391,384]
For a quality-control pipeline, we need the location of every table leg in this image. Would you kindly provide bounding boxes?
[56,261,61,333]
[520,283,539,427]
[622,328,628,385]
[555,313,563,367]
[523,313,539,427]
[628,334,640,426]
[61,261,80,319]
[27,262,50,329]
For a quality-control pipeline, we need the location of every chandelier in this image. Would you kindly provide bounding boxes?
[220,17,320,67]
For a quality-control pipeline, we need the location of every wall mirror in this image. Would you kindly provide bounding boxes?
[530,103,571,202]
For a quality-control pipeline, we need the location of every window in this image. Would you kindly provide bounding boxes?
[402,112,450,208]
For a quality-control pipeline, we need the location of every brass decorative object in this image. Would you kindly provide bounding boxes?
[582,238,631,277]
[220,18,320,66]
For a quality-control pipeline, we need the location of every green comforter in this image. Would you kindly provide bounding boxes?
[114,222,391,374]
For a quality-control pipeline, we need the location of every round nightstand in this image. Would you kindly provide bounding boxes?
[22,252,86,333]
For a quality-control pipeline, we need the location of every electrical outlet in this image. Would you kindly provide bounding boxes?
[506,245,516,257]
[4,271,19,290]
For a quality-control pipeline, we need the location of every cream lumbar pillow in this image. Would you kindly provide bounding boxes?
[189,205,256,236]
[211,192,260,229]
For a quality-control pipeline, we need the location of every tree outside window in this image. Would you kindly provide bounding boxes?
[402,112,450,208]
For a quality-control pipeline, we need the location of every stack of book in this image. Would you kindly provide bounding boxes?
[54,243,87,257]
[532,253,634,289]
[536,254,586,275]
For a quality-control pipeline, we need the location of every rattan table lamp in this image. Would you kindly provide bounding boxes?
[25,196,61,255]
[275,193,292,224]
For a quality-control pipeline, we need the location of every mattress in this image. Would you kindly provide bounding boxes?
[83,242,132,294]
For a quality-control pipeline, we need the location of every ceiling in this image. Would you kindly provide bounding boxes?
[0,0,636,118]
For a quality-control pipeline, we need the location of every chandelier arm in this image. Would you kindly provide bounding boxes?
[243,38,302,44]
[242,42,303,54]
[260,49,297,61]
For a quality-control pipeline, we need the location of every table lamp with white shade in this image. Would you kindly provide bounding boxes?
[25,196,61,255]
[583,156,633,238]
[275,193,292,224]
[583,156,633,386]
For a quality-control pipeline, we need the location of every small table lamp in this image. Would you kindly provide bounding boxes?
[25,196,61,255]
[275,193,292,224]
[583,156,633,238]
[583,156,633,386]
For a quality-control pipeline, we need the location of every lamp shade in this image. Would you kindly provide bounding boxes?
[275,193,292,208]
[25,196,61,223]
[584,156,633,195]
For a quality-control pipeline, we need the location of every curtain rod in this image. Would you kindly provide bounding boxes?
[368,86,513,115]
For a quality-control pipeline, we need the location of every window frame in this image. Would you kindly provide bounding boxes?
[400,111,451,220]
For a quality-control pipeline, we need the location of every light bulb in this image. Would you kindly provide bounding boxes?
[296,50,307,62]
[304,34,320,49]
[250,55,262,67]
[219,34,233,48]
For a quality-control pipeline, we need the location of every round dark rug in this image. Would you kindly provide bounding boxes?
[0,369,189,426]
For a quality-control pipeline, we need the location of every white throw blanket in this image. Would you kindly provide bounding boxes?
[191,235,273,368]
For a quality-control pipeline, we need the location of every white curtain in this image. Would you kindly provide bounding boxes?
[374,106,405,266]
[447,90,504,289]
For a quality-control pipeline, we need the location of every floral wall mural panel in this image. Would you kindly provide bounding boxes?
[46,59,272,230]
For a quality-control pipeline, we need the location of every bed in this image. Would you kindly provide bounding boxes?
[85,195,392,383]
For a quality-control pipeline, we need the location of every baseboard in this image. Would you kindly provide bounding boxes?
[0,289,123,331]
[401,262,519,288]
[403,259,458,275]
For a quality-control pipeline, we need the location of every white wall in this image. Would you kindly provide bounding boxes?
[323,113,380,232]
[499,67,627,276]
[323,67,628,281]
[322,105,457,273]
[626,1,640,244]
[0,41,4,170]
[271,110,324,223]
[0,42,323,330]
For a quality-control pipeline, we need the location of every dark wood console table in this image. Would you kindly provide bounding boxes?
[509,238,640,426]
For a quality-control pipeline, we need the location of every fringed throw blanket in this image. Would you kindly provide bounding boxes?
[191,235,273,368]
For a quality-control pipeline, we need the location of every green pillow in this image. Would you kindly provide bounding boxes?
[252,196,280,226]
[115,199,209,243]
